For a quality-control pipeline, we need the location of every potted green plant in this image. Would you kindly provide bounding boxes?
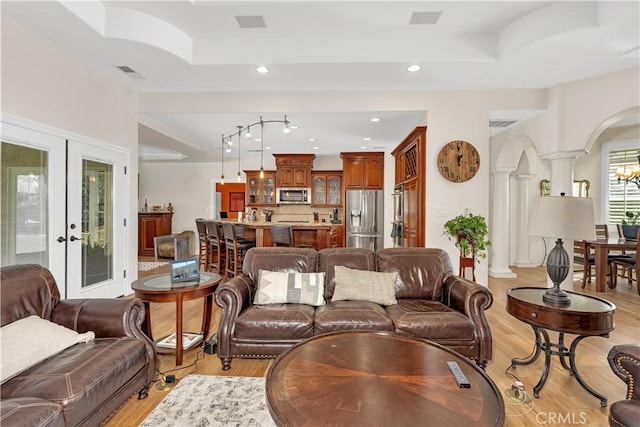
[621,211,640,240]
[443,213,491,262]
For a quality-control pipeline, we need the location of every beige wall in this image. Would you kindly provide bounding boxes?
[1,15,140,285]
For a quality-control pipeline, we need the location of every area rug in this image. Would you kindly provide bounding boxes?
[138,261,168,271]
[140,375,276,427]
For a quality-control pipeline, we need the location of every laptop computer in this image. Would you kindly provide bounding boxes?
[169,258,200,283]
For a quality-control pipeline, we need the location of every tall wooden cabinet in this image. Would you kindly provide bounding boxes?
[138,212,173,256]
[341,152,384,189]
[391,127,426,247]
[274,154,315,188]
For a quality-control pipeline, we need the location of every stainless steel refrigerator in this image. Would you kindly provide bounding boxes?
[345,190,384,250]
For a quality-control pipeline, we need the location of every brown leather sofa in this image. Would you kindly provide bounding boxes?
[215,247,494,370]
[608,344,640,427]
[0,265,156,427]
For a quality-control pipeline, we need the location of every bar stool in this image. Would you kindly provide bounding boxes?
[195,218,208,271]
[222,222,256,278]
[270,224,314,248]
[205,220,225,274]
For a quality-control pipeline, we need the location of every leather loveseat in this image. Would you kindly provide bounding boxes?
[215,247,494,370]
[0,265,156,427]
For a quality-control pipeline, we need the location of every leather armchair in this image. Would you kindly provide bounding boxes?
[608,344,640,427]
[154,230,194,260]
[0,264,155,427]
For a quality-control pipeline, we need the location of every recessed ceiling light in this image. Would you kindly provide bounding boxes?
[255,138,262,142]
[369,117,380,122]
[312,146,319,150]
[265,146,272,150]
[308,137,316,141]
[363,137,371,141]
[360,146,367,150]
[256,65,270,74]
[407,65,421,72]
[290,125,299,129]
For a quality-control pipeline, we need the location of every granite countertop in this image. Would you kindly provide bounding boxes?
[221,220,341,228]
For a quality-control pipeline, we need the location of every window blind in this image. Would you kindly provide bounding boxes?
[608,149,640,224]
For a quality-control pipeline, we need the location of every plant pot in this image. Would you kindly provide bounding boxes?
[621,224,639,240]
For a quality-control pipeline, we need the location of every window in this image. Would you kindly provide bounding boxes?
[607,147,640,224]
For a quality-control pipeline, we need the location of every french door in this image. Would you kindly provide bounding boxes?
[1,118,127,299]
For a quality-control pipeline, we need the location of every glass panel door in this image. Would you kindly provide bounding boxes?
[1,123,66,288]
[81,159,114,287]
[67,140,126,299]
[1,144,49,266]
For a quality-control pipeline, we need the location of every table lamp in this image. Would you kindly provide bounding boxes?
[529,193,596,304]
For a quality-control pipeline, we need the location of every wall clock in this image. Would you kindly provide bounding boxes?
[437,140,480,183]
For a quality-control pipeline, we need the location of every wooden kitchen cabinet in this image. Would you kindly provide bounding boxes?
[312,171,342,206]
[328,225,344,248]
[341,152,384,189]
[274,154,315,188]
[391,127,426,247]
[245,170,276,206]
[138,212,173,256]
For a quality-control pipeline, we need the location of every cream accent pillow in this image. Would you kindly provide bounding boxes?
[0,315,95,383]
[255,270,326,306]
[332,266,398,305]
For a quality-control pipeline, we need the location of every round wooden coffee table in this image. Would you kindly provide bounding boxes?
[132,272,221,366]
[266,331,505,426]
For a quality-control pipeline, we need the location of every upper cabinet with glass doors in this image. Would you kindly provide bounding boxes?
[246,170,276,206]
[312,171,342,207]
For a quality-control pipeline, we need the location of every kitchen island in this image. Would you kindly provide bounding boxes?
[220,221,344,249]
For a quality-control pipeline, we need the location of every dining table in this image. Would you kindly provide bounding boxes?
[584,238,637,292]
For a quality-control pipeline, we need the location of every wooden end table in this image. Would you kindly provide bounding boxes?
[266,331,505,426]
[506,287,615,406]
[131,272,221,365]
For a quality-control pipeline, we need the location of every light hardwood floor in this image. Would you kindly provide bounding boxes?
[108,261,639,426]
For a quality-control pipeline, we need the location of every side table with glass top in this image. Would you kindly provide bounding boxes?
[131,272,221,365]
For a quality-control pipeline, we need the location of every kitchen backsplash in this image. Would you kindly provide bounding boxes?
[249,205,341,224]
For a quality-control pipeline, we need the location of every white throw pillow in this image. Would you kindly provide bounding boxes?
[332,265,398,306]
[254,270,326,306]
[0,315,95,383]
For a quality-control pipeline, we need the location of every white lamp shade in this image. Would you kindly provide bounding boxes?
[529,196,596,241]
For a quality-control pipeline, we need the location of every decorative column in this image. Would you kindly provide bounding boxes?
[513,174,537,267]
[489,168,517,278]
[542,150,583,290]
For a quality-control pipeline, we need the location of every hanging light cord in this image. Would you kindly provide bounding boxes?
[219,115,290,182]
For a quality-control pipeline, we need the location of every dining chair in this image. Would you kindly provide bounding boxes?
[614,224,635,283]
[195,218,209,271]
[205,219,224,274]
[270,224,314,248]
[611,228,639,294]
[574,240,595,288]
[222,222,256,279]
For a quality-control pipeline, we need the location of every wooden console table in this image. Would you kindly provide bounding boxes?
[138,212,172,256]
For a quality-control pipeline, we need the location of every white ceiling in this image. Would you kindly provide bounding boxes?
[3,1,639,162]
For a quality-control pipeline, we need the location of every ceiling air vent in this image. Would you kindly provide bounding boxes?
[409,11,442,25]
[115,65,145,80]
[235,15,266,28]
[489,120,518,128]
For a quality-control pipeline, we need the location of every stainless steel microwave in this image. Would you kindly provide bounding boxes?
[276,187,311,204]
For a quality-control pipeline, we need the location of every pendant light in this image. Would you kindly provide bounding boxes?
[219,115,292,182]
[259,116,265,179]
[236,125,242,182]
[220,135,225,185]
